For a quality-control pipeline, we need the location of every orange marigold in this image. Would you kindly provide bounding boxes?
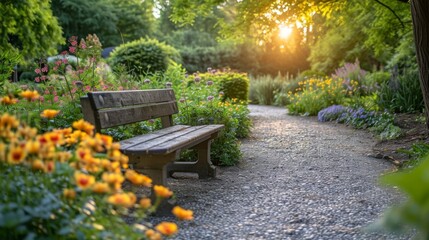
[139,198,152,209]
[92,182,110,194]
[107,192,136,208]
[145,229,162,240]
[155,222,178,236]
[40,109,60,119]
[32,159,45,171]
[72,119,94,135]
[172,206,194,221]
[0,96,18,105]
[125,170,152,187]
[20,90,40,101]
[153,185,173,198]
[74,171,95,190]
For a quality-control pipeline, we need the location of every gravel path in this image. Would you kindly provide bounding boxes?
[156,105,409,239]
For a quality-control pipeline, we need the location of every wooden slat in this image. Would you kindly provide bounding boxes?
[120,125,190,150]
[80,96,96,126]
[88,89,176,109]
[97,101,178,129]
[125,125,224,154]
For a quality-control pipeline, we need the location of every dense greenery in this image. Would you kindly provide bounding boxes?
[108,38,180,75]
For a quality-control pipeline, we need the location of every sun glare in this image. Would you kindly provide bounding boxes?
[279,25,292,39]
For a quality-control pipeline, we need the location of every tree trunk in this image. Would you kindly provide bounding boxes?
[410,0,429,128]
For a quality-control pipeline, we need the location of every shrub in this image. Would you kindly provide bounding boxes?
[249,74,289,105]
[377,69,423,113]
[109,38,180,76]
[19,71,37,81]
[200,71,249,102]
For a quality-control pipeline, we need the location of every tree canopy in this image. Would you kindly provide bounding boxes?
[0,0,63,59]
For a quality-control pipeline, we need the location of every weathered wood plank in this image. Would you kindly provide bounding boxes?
[88,89,176,109]
[80,96,96,126]
[97,101,178,129]
[125,125,224,154]
[120,125,190,150]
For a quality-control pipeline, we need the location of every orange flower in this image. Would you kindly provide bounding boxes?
[102,172,125,185]
[125,170,152,187]
[0,114,19,129]
[25,140,40,154]
[20,90,40,101]
[63,188,76,199]
[92,182,110,194]
[153,185,173,198]
[139,198,152,209]
[0,142,5,162]
[72,119,95,135]
[44,161,55,173]
[145,229,162,240]
[155,222,178,236]
[40,109,60,119]
[74,171,95,190]
[172,206,194,220]
[0,96,18,105]
[107,192,136,208]
[31,159,45,171]
[7,146,27,164]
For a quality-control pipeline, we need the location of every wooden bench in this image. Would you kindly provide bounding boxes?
[80,89,224,187]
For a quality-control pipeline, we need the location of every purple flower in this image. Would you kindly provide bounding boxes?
[165,82,172,88]
[207,96,214,101]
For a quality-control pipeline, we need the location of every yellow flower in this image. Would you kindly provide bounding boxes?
[125,170,152,187]
[20,90,40,101]
[172,206,194,220]
[107,192,136,208]
[74,171,95,190]
[102,172,125,185]
[72,119,95,135]
[63,188,76,200]
[92,182,110,194]
[153,185,173,198]
[155,222,178,236]
[40,109,60,119]
[0,114,19,130]
[32,159,45,171]
[0,96,18,105]
[145,229,162,240]
[0,142,5,162]
[139,198,152,209]
[26,140,40,154]
[7,145,27,164]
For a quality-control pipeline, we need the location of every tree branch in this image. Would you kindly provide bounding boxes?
[373,0,405,28]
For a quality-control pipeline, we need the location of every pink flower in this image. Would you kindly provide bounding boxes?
[69,47,76,53]
[61,51,68,55]
[39,96,44,102]
[84,86,91,91]
[71,40,78,46]
[62,58,68,64]
[35,77,40,83]
[207,96,214,101]
[53,66,58,71]
[35,68,41,74]
[41,66,48,73]
[118,86,124,90]
[54,96,59,102]
[55,60,62,66]
[41,76,47,81]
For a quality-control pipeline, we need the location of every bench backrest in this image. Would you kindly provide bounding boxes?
[80,89,178,132]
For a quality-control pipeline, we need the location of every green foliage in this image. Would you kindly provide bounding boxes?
[51,0,156,47]
[287,78,346,116]
[109,38,180,76]
[0,0,63,58]
[0,50,21,94]
[376,155,429,238]
[200,71,250,102]
[249,73,293,105]
[377,69,423,113]
[19,72,37,82]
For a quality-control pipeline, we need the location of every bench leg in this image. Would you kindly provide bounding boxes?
[130,153,176,187]
[167,139,216,179]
